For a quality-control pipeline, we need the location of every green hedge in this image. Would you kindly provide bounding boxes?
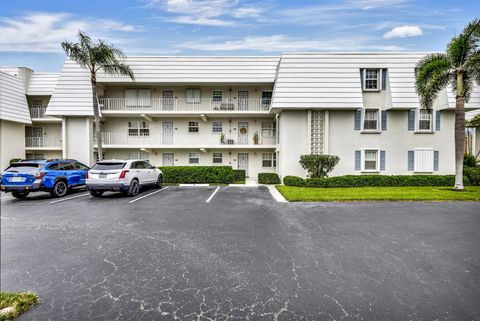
[233,169,246,182]
[159,166,234,184]
[258,173,281,184]
[464,167,480,186]
[283,175,471,188]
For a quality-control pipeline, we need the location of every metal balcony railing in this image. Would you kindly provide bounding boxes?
[25,136,62,148]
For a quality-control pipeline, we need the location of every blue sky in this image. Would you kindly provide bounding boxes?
[0,0,478,72]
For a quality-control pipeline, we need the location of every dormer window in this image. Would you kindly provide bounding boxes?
[364,69,380,91]
[418,109,432,131]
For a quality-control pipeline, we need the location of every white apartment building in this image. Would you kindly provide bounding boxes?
[1,53,479,178]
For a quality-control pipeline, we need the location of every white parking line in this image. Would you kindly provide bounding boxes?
[129,187,169,204]
[206,186,220,203]
[1,196,15,201]
[50,192,91,204]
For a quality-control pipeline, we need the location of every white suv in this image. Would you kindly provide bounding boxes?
[86,159,163,197]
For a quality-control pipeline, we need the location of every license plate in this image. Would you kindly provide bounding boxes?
[10,177,24,182]
[99,174,107,178]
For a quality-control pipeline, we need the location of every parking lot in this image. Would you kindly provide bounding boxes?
[1,186,480,320]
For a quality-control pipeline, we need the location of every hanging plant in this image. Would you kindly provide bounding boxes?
[239,127,247,134]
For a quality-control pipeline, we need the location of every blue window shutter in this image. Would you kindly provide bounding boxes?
[354,109,362,130]
[381,110,387,131]
[355,150,361,170]
[434,151,439,171]
[408,150,414,171]
[435,110,441,131]
[381,69,387,90]
[380,150,386,171]
[408,110,415,131]
[360,69,364,90]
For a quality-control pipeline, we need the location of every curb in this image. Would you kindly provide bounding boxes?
[266,185,288,202]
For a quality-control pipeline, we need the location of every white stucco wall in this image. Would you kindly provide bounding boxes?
[0,120,25,169]
[64,117,93,165]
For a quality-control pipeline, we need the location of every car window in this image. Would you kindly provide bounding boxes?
[131,161,142,169]
[92,162,126,170]
[5,163,42,173]
[143,161,153,169]
[48,163,60,170]
[61,163,75,170]
[73,162,89,170]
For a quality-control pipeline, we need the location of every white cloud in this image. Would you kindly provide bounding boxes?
[177,35,405,52]
[383,25,423,38]
[0,13,141,52]
[168,16,233,26]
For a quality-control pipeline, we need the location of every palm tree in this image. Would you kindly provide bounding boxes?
[61,32,135,161]
[415,19,480,190]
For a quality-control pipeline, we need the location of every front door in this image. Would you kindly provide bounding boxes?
[163,153,174,166]
[32,127,43,147]
[238,122,248,145]
[238,153,249,177]
[162,122,173,144]
[162,90,174,110]
[238,91,249,110]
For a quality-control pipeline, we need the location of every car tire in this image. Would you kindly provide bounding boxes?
[11,190,29,199]
[51,180,68,198]
[126,179,140,197]
[156,175,163,188]
[90,190,104,197]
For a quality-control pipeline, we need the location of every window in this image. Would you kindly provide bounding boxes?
[212,90,223,102]
[128,152,149,162]
[73,162,89,170]
[186,88,201,104]
[418,109,432,131]
[262,152,276,167]
[262,91,272,108]
[34,153,44,160]
[364,150,378,171]
[261,122,274,137]
[363,109,379,131]
[364,69,380,90]
[189,153,199,164]
[212,122,223,133]
[125,88,151,107]
[188,121,199,133]
[212,152,223,164]
[412,149,434,172]
[128,121,149,136]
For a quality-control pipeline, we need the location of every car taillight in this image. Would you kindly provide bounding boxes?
[35,172,46,179]
[86,171,89,179]
[119,170,129,179]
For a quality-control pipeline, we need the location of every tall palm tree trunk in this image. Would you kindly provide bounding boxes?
[454,72,465,190]
[91,74,103,161]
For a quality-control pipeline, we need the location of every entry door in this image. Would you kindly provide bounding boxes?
[162,90,174,110]
[163,153,174,166]
[32,127,43,147]
[238,153,249,177]
[162,122,173,144]
[238,122,249,145]
[238,91,249,110]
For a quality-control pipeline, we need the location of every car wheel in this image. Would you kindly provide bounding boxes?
[11,190,29,199]
[51,180,68,198]
[90,190,104,197]
[126,179,140,197]
[156,175,163,188]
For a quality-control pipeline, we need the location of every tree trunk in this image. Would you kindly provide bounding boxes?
[454,72,465,190]
[91,74,103,162]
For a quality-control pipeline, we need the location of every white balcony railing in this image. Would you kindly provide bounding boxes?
[25,136,62,148]
[99,98,272,112]
[94,132,276,147]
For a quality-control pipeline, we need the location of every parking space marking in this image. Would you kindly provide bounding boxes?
[1,196,15,201]
[129,187,169,204]
[50,192,91,204]
[206,186,220,203]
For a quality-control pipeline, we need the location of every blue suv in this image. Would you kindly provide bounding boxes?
[0,159,89,198]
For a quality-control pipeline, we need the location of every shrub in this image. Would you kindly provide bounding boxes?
[159,166,234,184]
[258,173,281,184]
[283,176,305,186]
[283,174,470,188]
[233,169,246,182]
[299,154,340,178]
[464,167,480,185]
[9,158,22,164]
[464,153,479,168]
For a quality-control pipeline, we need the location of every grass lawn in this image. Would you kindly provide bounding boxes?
[0,292,38,321]
[276,186,480,202]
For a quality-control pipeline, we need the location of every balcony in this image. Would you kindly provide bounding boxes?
[94,132,276,148]
[29,107,61,121]
[25,136,62,149]
[99,98,271,114]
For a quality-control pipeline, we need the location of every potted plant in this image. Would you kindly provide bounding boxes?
[253,131,259,145]
[220,132,225,144]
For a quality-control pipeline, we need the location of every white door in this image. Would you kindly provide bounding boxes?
[162,122,173,144]
[238,91,248,110]
[238,122,248,145]
[238,153,249,177]
[162,91,174,110]
[142,161,156,183]
[163,153,174,166]
[32,127,43,147]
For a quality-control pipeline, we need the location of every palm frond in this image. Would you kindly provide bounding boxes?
[102,63,135,80]
[447,19,480,68]
[415,53,453,109]
[464,50,480,86]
